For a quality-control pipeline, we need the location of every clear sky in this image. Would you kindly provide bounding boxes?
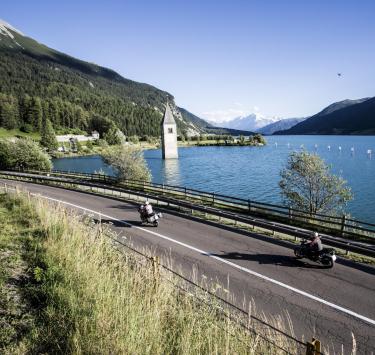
[2,0,375,121]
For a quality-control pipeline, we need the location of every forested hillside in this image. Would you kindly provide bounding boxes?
[0,20,203,138]
[275,97,375,135]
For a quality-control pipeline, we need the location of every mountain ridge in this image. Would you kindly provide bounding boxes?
[256,117,306,135]
[274,97,375,135]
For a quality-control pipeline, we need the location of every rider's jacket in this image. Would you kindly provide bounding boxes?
[145,204,153,215]
[309,237,323,252]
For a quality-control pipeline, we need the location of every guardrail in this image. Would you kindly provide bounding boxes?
[1,170,374,259]
[37,169,375,243]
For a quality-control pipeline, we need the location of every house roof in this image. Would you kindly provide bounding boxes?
[162,103,176,125]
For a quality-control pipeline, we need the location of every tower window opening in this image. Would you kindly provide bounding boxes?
[168,128,173,134]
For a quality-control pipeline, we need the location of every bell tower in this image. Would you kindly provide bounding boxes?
[161,102,178,159]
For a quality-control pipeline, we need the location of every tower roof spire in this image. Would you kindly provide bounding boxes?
[162,101,176,125]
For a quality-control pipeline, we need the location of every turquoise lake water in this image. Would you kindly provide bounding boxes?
[52,136,375,223]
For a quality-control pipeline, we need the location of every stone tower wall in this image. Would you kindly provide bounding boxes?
[162,122,178,159]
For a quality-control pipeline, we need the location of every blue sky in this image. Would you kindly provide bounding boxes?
[2,0,375,121]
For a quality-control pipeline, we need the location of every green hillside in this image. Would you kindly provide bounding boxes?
[0,20,203,138]
[275,97,375,135]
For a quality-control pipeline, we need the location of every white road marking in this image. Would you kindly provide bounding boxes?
[4,185,375,327]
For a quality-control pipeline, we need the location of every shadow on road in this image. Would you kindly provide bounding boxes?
[92,218,141,227]
[210,252,325,268]
[109,204,138,211]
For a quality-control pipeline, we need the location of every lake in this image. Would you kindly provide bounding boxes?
[52,136,375,223]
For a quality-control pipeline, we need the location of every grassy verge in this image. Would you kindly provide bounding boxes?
[0,193,40,353]
[0,128,40,141]
[0,191,299,354]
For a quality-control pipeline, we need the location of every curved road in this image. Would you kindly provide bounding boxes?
[2,180,374,354]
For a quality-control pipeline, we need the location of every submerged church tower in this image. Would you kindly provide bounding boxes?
[161,102,178,159]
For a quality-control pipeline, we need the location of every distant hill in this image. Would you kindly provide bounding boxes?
[274,98,375,135]
[203,126,255,136]
[256,117,306,135]
[0,19,204,137]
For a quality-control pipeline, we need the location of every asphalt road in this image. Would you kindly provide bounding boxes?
[2,180,374,354]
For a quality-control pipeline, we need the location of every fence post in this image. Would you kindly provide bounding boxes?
[184,187,187,199]
[306,338,321,355]
[248,200,251,212]
[212,192,215,206]
[151,256,160,291]
[341,215,346,236]
[289,207,293,220]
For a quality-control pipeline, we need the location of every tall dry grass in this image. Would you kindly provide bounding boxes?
[3,190,301,354]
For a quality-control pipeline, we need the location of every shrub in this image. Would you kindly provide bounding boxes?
[0,138,52,171]
[102,145,151,182]
[279,150,352,215]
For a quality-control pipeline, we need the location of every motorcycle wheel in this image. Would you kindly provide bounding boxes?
[294,247,303,259]
[322,257,334,268]
[153,220,159,227]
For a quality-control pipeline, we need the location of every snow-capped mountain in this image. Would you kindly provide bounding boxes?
[211,113,280,131]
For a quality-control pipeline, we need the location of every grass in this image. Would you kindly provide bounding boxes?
[0,190,300,354]
[0,128,40,141]
[0,193,39,353]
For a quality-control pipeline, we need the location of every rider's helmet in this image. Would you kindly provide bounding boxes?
[145,201,149,205]
[310,232,319,240]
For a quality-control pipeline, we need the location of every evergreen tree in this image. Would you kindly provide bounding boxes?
[28,97,43,131]
[19,94,32,123]
[0,102,18,129]
[103,125,122,145]
[40,119,58,151]
[42,100,50,128]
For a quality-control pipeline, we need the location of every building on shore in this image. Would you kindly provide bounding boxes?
[56,131,99,143]
[161,103,178,159]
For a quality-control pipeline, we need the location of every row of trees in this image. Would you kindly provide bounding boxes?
[0,92,165,140]
[0,93,89,132]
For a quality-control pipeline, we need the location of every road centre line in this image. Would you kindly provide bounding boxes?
[8,187,375,327]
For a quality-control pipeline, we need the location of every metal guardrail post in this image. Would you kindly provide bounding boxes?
[212,192,215,205]
[341,215,346,237]
[289,207,293,221]
[248,200,251,212]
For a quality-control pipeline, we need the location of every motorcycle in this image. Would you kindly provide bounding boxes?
[294,240,336,268]
[138,208,162,227]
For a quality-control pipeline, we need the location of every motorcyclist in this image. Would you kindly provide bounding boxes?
[305,232,323,258]
[144,201,154,217]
